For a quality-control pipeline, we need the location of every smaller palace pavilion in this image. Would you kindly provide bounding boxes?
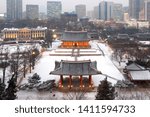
[50,60,101,90]
[60,31,90,48]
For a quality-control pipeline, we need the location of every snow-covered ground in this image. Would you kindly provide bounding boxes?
[0,43,42,54]
[17,40,126,100]
[0,43,42,85]
[21,40,124,85]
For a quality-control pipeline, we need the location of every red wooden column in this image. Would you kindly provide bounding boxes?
[59,75,63,87]
[80,75,83,88]
[89,75,92,87]
[69,75,72,89]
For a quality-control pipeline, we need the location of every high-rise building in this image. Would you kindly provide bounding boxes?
[87,11,94,19]
[0,14,5,20]
[123,7,129,14]
[113,4,123,21]
[99,1,113,20]
[47,1,62,19]
[75,5,86,19]
[6,0,22,20]
[39,12,47,20]
[129,0,145,20]
[139,8,145,20]
[124,13,129,22]
[144,1,150,21]
[93,6,99,19]
[26,5,39,20]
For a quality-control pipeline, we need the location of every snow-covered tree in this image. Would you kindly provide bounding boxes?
[28,73,41,84]
[95,78,115,100]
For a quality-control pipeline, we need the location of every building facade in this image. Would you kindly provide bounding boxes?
[124,13,130,22]
[144,1,150,21]
[75,4,86,19]
[47,1,62,19]
[129,0,145,20]
[99,1,113,20]
[113,4,123,21]
[6,0,22,20]
[50,60,101,89]
[93,6,99,19]
[87,10,94,19]
[26,5,39,20]
[60,31,90,48]
[2,27,47,41]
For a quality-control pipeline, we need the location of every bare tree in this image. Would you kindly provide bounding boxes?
[63,89,87,100]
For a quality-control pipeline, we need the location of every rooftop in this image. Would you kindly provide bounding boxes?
[61,31,89,42]
[125,63,145,71]
[136,33,150,38]
[50,60,102,76]
[2,27,47,31]
[117,34,129,39]
[129,70,150,81]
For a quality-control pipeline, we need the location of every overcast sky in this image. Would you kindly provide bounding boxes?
[0,0,129,13]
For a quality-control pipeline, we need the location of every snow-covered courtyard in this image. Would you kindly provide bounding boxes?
[17,40,126,100]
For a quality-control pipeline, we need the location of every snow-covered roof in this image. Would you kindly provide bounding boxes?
[139,41,150,45]
[61,31,89,42]
[135,33,150,39]
[50,60,102,75]
[2,27,47,32]
[2,28,19,31]
[117,34,129,39]
[129,70,150,81]
[31,27,47,31]
[125,63,145,71]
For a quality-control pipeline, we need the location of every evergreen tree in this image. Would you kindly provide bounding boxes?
[0,80,5,100]
[5,74,17,100]
[95,78,115,100]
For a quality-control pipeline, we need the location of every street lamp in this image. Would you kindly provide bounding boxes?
[31,51,36,70]
[52,29,55,32]
[53,34,57,39]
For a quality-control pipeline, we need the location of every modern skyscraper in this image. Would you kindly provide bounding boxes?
[99,1,113,20]
[26,5,39,20]
[6,0,22,20]
[87,11,94,19]
[129,0,145,20]
[47,1,62,19]
[75,5,86,19]
[93,6,99,19]
[144,1,150,21]
[113,4,123,21]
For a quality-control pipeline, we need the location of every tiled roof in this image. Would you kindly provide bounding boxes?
[129,70,150,81]
[50,60,101,75]
[125,63,145,71]
[61,31,89,41]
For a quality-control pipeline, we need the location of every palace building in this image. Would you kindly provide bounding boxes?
[2,27,47,41]
[50,60,101,89]
[60,31,90,48]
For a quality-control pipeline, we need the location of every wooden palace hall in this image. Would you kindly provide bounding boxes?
[50,60,101,90]
[60,31,90,48]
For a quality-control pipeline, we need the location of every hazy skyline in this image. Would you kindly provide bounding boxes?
[0,0,129,13]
